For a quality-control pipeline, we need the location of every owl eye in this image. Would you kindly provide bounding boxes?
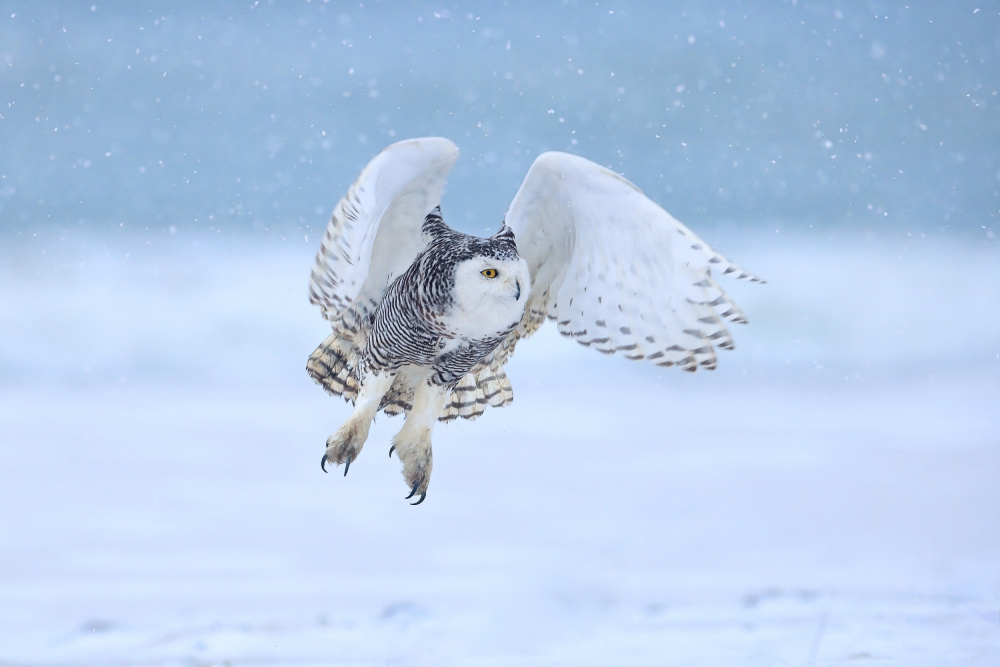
[481,268,498,279]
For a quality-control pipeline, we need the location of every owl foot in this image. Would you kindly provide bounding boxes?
[390,433,433,505]
[320,452,353,476]
[320,416,372,476]
[321,371,395,476]
[405,480,426,506]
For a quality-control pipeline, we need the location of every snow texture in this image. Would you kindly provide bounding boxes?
[2,1,999,665]
[1,231,998,666]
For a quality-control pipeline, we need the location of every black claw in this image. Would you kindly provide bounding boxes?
[410,492,427,506]
[388,445,395,458]
[405,480,420,500]
[343,456,351,477]
[321,454,329,473]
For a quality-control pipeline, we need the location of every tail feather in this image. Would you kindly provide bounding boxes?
[306,331,362,403]
[306,300,376,404]
[440,361,514,422]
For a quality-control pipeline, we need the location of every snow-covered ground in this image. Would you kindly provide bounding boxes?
[1,229,997,665]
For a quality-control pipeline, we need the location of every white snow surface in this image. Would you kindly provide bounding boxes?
[1,229,998,665]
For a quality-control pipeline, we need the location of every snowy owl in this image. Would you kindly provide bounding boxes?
[307,137,762,504]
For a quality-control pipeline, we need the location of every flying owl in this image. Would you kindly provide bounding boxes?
[307,137,763,505]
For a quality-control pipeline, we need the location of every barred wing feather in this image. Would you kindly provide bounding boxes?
[308,137,460,321]
[504,151,764,372]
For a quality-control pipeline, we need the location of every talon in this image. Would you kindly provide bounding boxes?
[343,456,351,477]
[405,480,420,500]
[410,492,427,506]
[388,444,395,459]
[321,454,329,473]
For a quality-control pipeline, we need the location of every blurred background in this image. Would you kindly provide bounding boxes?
[2,1,998,664]
[4,0,999,234]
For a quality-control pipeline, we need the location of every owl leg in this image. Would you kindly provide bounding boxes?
[390,382,450,505]
[321,371,395,475]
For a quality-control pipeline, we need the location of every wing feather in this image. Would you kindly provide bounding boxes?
[308,137,460,321]
[503,151,763,372]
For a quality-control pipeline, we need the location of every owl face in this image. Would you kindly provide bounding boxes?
[455,254,530,305]
[451,254,530,335]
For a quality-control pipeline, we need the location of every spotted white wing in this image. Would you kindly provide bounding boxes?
[504,151,764,372]
[309,137,460,321]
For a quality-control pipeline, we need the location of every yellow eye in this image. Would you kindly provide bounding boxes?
[481,268,498,279]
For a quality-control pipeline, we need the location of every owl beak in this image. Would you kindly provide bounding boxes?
[514,279,521,301]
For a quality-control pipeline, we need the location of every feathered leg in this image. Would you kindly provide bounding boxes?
[322,371,395,475]
[390,382,450,505]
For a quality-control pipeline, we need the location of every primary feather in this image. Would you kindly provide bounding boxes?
[503,151,764,372]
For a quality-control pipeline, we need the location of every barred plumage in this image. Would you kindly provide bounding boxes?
[307,137,762,505]
[355,207,521,387]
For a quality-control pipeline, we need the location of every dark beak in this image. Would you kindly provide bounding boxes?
[514,280,521,301]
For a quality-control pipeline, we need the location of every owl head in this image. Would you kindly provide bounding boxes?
[418,207,530,330]
[449,224,530,333]
[457,223,529,298]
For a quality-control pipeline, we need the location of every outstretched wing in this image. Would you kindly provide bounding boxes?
[503,151,764,372]
[309,137,460,321]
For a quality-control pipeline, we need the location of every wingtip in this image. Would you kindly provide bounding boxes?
[391,136,459,160]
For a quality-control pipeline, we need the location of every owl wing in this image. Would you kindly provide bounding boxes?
[309,137,460,321]
[502,151,764,372]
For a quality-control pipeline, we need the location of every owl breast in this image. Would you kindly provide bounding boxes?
[439,298,525,350]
